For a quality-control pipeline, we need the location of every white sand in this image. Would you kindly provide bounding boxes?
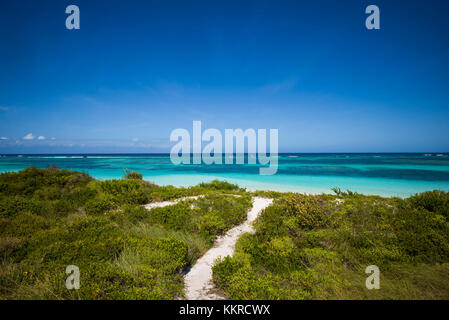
[183,197,273,300]
[143,196,201,210]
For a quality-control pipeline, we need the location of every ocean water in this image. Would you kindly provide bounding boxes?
[1,153,449,197]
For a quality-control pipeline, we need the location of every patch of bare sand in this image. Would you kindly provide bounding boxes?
[183,197,273,300]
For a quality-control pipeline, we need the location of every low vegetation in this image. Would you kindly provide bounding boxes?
[1,167,448,300]
[213,190,449,299]
[0,167,250,299]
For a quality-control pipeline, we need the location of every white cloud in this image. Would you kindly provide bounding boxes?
[132,138,139,142]
[23,133,35,140]
[0,137,8,140]
[37,136,46,140]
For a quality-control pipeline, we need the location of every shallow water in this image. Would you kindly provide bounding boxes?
[1,153,449,197]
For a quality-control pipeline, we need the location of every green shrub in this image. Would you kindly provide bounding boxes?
[392,207,449,263]
[146,202,193,231]
[212,256,244,290]
[282,194,330,230]
[2,167,448,300]
[0,168,259,299]
[0,212,49,238]
[100,179,151,205]
[408,190,449,219]
[0,237,24,257]
[0,196,46,218]
[0,167,92,197]
[213,191,449,300]
[123,169,143,180]
[198,180,243,191]
[85,194,116,215]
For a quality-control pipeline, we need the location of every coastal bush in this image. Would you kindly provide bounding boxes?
[0,211,49,238]
[0,196,46,218]
[0,168,253,299]
[251,190,284,199]
[2,167,448,300]
[100,179,152,205]
[146,202,193,231]
[408,190,449,219]
[146,185,198,202]
[198,180,243,191]
[392,206,449,263]
[213,191,449,299]
[144,194,252,241]
[0,167,92,197]
[282,194,331,229]
[123,169,143,180]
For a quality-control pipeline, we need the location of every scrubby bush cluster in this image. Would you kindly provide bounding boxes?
[198,180,244,192]
[123,169,143,180]
[143,194,251,242]
[213,191,449,299]
[408,190,449,219]
[2,167,448,300]
[0,168,251,299]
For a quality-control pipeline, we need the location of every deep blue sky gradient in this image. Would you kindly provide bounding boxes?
[1,0,449,153]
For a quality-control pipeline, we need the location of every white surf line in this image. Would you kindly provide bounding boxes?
[184,197,273,300]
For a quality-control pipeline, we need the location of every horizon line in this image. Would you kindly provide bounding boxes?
[1,152,448,156]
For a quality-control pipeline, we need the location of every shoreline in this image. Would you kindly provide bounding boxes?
[1,166,448,300]
[2,157,449,198]
[138,175,437,198]
[0,168,446,198]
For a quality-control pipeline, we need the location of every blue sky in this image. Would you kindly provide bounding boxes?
[1,0,449,153]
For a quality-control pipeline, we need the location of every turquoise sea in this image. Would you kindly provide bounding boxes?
[1,153,449,197]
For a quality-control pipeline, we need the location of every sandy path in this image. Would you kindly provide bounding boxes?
[143,196,201,210]
[183,197,273,300]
